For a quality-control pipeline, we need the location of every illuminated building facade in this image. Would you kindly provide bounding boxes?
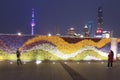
[67,27,75,36]
[95,6,103,37]
[87,21,94,37]
[84,25,89,37]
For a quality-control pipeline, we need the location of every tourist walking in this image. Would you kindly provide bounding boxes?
[108,50,114,67]
[16,48,22,65]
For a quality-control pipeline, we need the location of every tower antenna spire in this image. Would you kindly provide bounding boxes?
[31,8,35,35]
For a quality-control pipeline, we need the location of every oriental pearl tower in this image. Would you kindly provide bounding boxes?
[31,8,35,35]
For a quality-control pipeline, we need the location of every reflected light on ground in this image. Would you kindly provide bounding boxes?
[77,62,79,64]
[88,62,91,64]
[35,60,42,64]
[23,62,26,64]
[64,62,67,64]
[101,61,104,64]
[10,62,13,64]
[53,62,55,64]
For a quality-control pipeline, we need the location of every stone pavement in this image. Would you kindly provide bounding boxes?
[0,61,120,80]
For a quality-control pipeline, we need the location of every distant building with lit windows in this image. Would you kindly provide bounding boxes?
[67,27,76,36]
[84,25,89,37]
[95,6,103,37]
[87,21,94,37]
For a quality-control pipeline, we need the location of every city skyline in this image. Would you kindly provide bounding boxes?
[0,0,120,37]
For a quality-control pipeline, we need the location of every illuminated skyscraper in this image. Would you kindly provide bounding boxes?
[31,8,35,35]
[87,21,94,37]
[97,6,103,28]
[95,6,103,37]
[84,25,89,37]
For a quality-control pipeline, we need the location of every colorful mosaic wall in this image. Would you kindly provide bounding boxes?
[117,38,120,53]
[0,35,113,61]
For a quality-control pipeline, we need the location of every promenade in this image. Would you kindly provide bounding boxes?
[0,61,120,80]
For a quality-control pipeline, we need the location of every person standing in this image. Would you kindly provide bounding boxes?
[16,48,22,65]
[108,50,114,67]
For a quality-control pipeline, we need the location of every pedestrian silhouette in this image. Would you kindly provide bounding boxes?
[16,48,22,65]
[108,50,114,67]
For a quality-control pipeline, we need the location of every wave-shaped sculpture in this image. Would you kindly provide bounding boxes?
[24,43,108,59]
[20,36,111,54]
[0,35,112,60]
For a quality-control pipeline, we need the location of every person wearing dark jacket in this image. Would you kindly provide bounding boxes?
[16,48,22,65]
[108,50,114,67]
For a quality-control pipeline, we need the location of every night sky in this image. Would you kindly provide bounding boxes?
[0,0,120,37]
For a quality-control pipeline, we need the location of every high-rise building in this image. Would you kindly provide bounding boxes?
[67,27,75,36]
[95,6,103,37]
[31,8,35,35]
[97,6,103,28]
[87,21,94,37]
[84,25,89,37]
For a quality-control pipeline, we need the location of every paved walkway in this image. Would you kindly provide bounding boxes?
[0,61,120,80]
